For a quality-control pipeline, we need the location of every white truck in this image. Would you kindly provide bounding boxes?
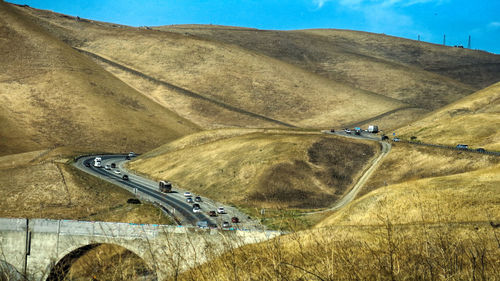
[94,156,102,168]
[368,125,379,133]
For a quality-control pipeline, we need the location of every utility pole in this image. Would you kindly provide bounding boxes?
[418,34,420,41]
[467,35,471,49]
[443,34,446,46]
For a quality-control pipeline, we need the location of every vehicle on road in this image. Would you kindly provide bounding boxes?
[125,156,131,160]
[231,217,239,223]
[111,163,116,168]
[84,162,91,167]
[193,203,201,209]
[128,152,135,157]
[184,191,192,197]
[186,197,194,203]
[354,127,361,135]
[194,196,202,202]
[159,181,172,193]
[114,170,121,174]
[208,223,217,229]
[392,138,401,142]
[105,164,111,170]
[368,125,379,133]
[122,175,129,180]
[456,144,469,149]
[381,135,389,141]
[193,207,201,213]
[476,148,486,153]
[344,129,352,134]
[217,207,226,214]
[197,221,208,228]
[208,211,217,217]
[330,129,335,133]
[222,221,231,228]
[94,157,102,168]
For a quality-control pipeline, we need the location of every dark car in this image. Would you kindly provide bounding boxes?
[125,156,131,160]
[111,163,116,168]
[476,148,486,153]
[194,196,202,202]
[208,211,217,217]
[208,223,217,229]
[192,203,201,209]
[84,162,91,167]
[330,129,335,133]
[186,197,194,203]
[122,175,129,180]
[222,221,231,228]
[381,135,389,141]
[456,144,468,149]
[231,217,239,223]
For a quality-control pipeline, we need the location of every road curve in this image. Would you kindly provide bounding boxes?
[73,155,263,230]
[309,131,391,214]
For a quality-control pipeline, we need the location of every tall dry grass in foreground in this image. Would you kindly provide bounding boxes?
[2,219,499,281]
[177,221,500,281]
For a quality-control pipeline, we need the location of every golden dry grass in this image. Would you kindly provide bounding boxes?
[361,142,500,195]
[159,26,496,108]
[396,81,500,150]
[0,2,199,156]
[129,129,379,208]
[174,223,500,281]
[0,152,172,225]
[318,162,500,227]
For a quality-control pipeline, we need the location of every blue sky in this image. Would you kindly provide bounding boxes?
[10,0,500,54]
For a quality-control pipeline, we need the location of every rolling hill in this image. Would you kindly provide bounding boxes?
[0,2,199,156]
[11,4,500,132]
[395,81,500,151]
[128,129,379,209]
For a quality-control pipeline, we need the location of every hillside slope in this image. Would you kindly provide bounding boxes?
[12,5,408,129]
[128,129,379,209]
[0,2,199,155]
[395,81,500,150]
[160,25,498,109]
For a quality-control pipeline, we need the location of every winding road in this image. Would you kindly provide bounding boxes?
[309,130,391,214]
[73,155,262,229]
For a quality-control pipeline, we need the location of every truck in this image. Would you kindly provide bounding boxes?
[159,180,172,193]
[368,125,379,133]
[93,157,102,168]
[354,127,362,135]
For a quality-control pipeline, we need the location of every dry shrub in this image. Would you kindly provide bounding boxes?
[177,222,500,281]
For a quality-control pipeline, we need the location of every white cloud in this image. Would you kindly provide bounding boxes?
[489,22,500,29]
[312,0,445,9]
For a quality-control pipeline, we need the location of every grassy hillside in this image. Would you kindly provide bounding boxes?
[160,25,497,109]
[0,2,199,156]
[0,152,172,224]
[128,129,379,209]
[395,81,500,150]
[318,162,500,227]
[11,6,494,131]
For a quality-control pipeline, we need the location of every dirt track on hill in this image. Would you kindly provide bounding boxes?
[309,137,391,214]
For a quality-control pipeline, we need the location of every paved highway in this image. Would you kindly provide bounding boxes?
[74,155,261,229]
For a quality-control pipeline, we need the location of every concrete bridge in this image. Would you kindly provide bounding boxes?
[0,218,280,280]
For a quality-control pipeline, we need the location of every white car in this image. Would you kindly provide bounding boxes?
[193,207,201,213]
[183,192,192,197]
[114,170,121,174]
[217,207,226,214]
[104,164,111,170]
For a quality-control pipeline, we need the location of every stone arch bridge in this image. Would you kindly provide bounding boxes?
[0,218,279,280]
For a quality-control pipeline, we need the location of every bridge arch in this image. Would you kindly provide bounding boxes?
[46,243,156,281]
